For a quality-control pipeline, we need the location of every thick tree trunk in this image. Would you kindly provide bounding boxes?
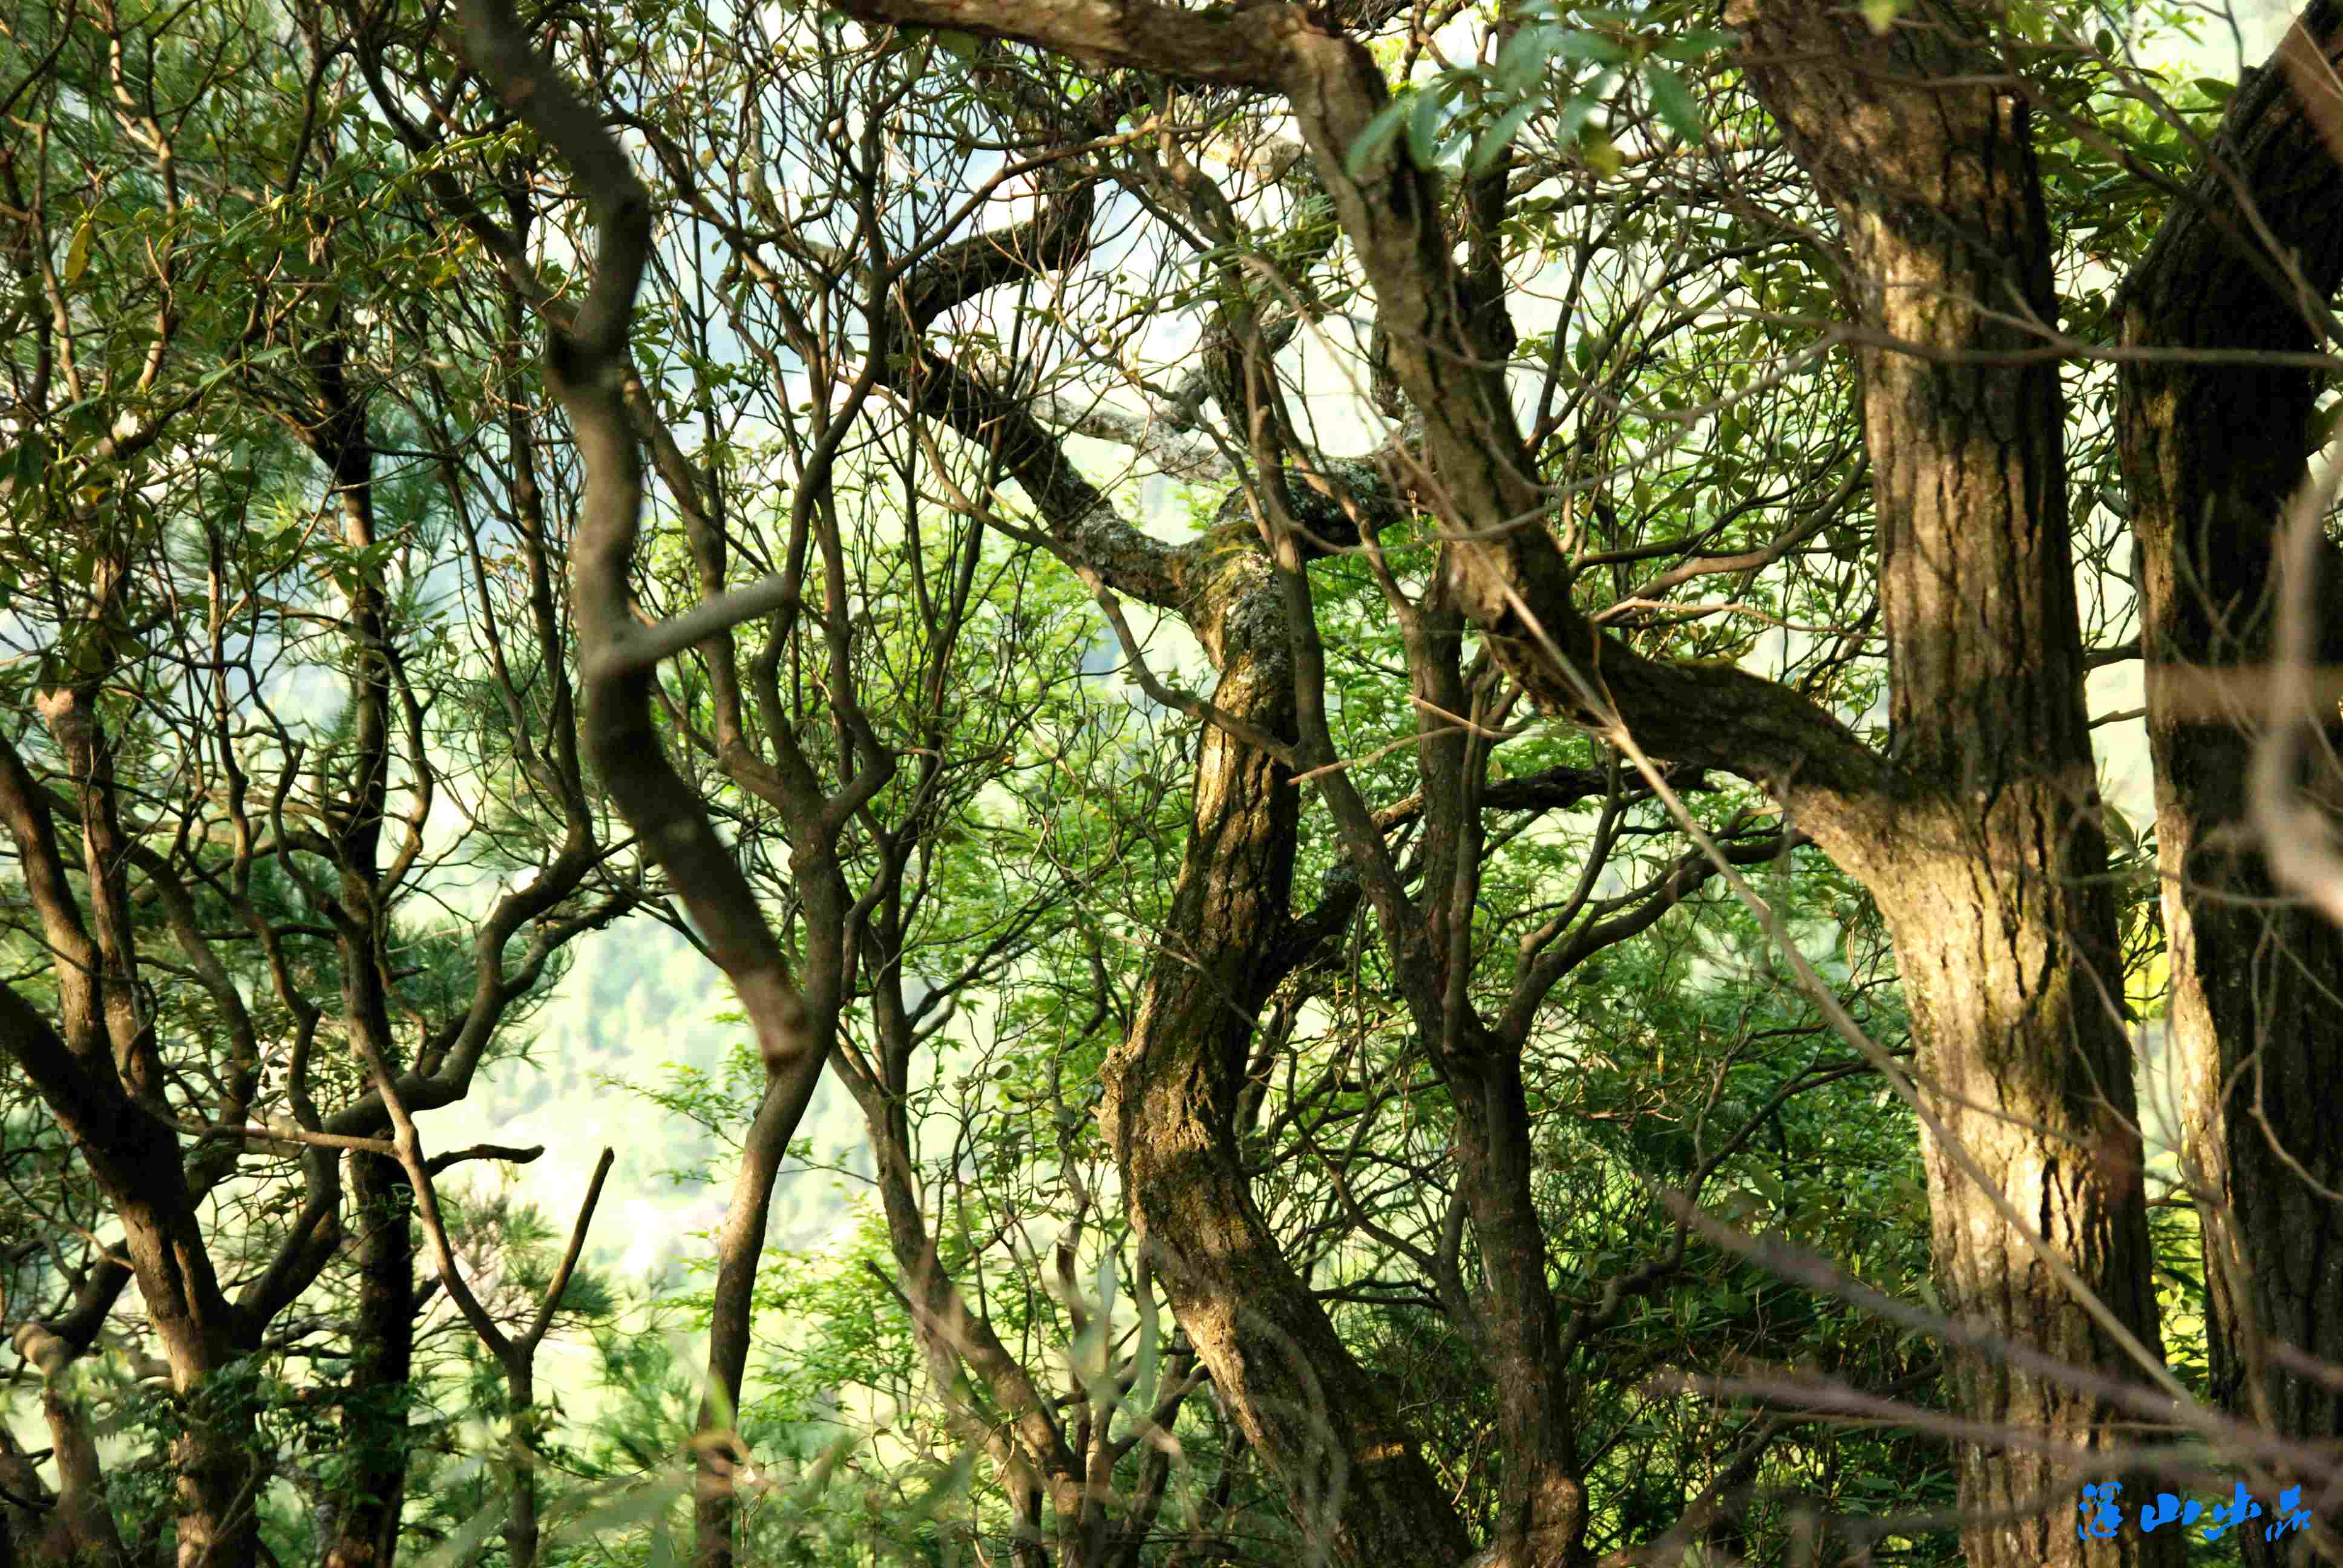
[133,1206,260,1568]
[0,993,256,1568]
[327,1154,414,1568]
[2117,8,2343,1538]
[1732,8,2178,1568]
[1101,566,1475,1568]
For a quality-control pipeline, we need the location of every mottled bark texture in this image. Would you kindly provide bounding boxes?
[1100,557,1477,1568]
[1734,11,2177,1568]
[2118,6,2343,1524]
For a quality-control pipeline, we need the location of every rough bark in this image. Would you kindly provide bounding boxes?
[1732,10,2177,1568]
[815,8,2169,1566]
[1441,1029,1584,1568]
[2117,4,2343,1523]
[1099,558,1476,1568]
[0,736,259,1568]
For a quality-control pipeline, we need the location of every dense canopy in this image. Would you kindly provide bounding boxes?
[4,1,2341,1567]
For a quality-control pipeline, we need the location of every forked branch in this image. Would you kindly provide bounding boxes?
[454,0,816,1083]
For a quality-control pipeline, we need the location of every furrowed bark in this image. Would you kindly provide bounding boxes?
[1100,558,1475,1568]
[1732,9,2176,1568]
[2118,4,2343,1522]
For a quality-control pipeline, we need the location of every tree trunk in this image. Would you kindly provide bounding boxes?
[504,1361,542,1568]
[327,1154,413,1568]
[1732,8,2178,1568]
[1446,1037,1584,1568]
[1101,565,1475,1568]
[19,1385,125,1568]
[2117,9,2343,1541]
[690,1050,827,1568]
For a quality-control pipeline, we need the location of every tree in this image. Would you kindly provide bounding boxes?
[13,1,2343,1566]
[2118,19,2343,1561]
[0,5,635,1563]
[705,3,2182,1564]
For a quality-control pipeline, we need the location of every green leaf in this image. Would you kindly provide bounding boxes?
[1094,1247,1119,1322]
[1468,97,1540,177]
[935,28,979,60]
[1407,81,1451,168]
[62,215,94,287]
[2193,76,2236,103]
[1495,24,1561,92]
[1130,1284,1164,1409]
[1554,28,1631,64]
[1645,64,1704,142]
[1553,83,1607,145]
[1583,130,1623,180]
[413,1495,505,1568]
[1345,95,1412,181]
[1859,0,1903,33]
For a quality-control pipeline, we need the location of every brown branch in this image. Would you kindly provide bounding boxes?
[454,0,814,1083]
[521,1147,615,1353]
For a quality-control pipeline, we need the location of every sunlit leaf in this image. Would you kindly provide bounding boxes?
[1583,130,1624,180]
[63,215,94,287]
